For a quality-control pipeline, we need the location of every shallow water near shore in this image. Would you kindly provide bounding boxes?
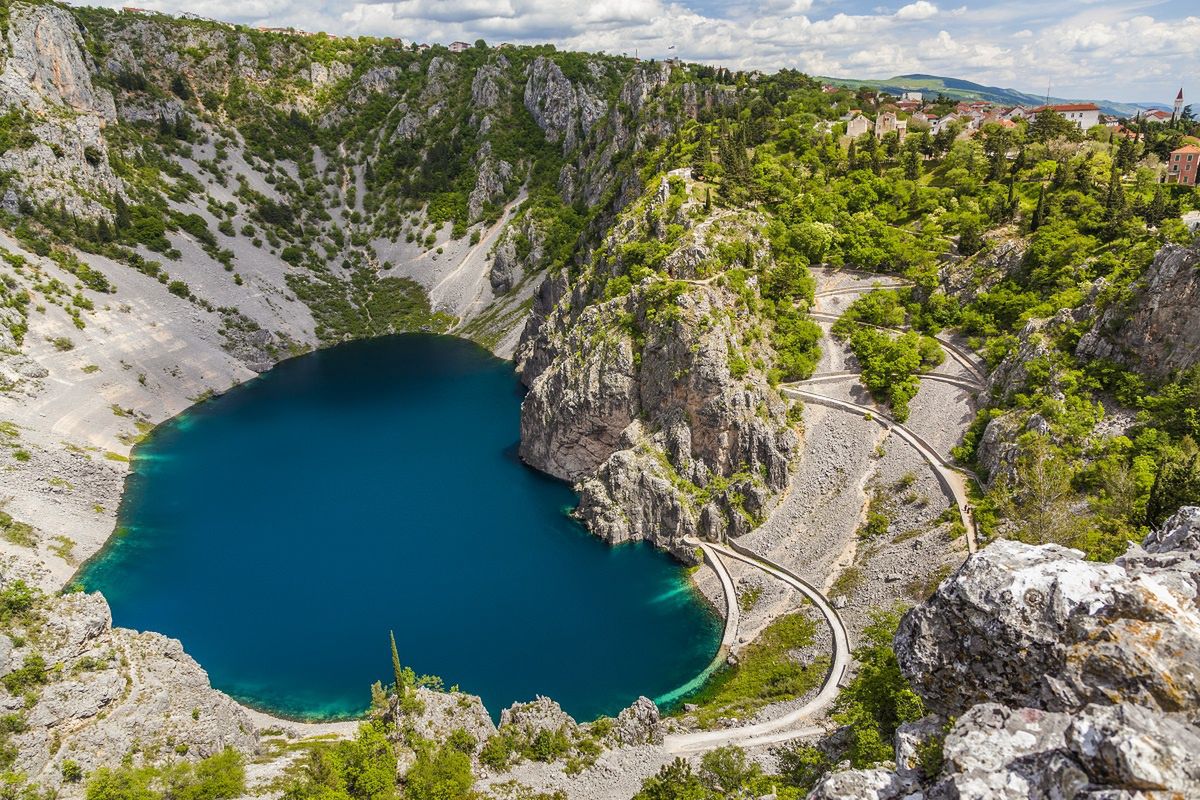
[79,333,720,722]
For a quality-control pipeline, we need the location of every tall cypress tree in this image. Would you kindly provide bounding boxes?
[1104,162,1126,228]
[692,130,711,180]
[1031,184,1047,232]
[389,630,405,694]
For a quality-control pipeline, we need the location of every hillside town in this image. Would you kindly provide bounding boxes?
[832,85,1198,186]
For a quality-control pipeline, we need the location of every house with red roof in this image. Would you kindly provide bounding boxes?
[1168,145,1200,187]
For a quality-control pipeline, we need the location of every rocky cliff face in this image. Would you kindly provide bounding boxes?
[1075,242,1200,380]
[517,177,798,556]
[523,57,606,155]
[810,506,1200,799]
[0,4,121,218]
[0,576,258,794]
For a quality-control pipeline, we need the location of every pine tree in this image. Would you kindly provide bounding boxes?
[114,193,131,231]
[1147,185,1167,225]
[901,146,920,180]
[704,186,711,212]
[1146,443,1200,527]
[718,131,750,203]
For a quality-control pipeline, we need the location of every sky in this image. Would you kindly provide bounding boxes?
[101,0,1196,104]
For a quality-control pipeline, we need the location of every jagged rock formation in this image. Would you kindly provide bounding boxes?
[1076,242,1200,379]
[523,57,606,155]
[0,3,115,118]
[613,696,663,746]
[897,531,1200,717]
[809,506,1200,799]
[489,216,545,294]
[0,579,258,795]
[0,4,121,218]
[386,687,497,746]
[499,696,579,739]
[518,179,798,556]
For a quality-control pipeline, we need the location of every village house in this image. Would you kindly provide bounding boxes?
[901,91,922,102]
[1031,102,1101,131]
[448,41,471,53]
[1143,109,1173,124]
[845,112,871,138]
[874,111,907,140]
[1168,145,1200,187]
[931,112,959,134]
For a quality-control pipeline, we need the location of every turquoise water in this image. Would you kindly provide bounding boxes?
[79,333,720,722]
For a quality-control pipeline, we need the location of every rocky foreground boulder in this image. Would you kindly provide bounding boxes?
[809,506,1200,799]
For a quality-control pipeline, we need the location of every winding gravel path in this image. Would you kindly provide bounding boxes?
[664,542,850,754]
[781,388,979,554]
[794,371,982,393]
[807,311,986,385]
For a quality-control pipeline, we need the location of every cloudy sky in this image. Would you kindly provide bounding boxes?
[102,0,1196,104]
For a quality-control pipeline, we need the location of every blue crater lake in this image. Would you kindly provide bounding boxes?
[79,333,720,722]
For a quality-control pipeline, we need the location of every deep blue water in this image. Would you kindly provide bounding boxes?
[79,334,719,722]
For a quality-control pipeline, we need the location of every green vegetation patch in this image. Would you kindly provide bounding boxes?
[684,611,827,729]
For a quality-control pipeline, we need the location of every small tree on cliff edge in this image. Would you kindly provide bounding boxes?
[389,631,424,715]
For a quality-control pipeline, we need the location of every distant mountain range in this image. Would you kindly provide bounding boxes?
[819,73,1172,117]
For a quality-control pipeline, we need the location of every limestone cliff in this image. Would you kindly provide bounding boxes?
[1076,242,1200,380]
[808,506,1200,799]
[0,575,258,795]
[518,174,798,556]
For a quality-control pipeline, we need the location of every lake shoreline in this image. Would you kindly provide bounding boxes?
[74,333,725,728]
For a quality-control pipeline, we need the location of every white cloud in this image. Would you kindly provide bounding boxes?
[895,1,938,21]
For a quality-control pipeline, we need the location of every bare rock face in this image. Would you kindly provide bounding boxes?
[519,298,640,481]
[1076,242,1200,379]
[498,696,578,739]
[812,509,1200,799]
[0,3,123,218]
[560,63,675,208]
[523,57,603,155]
[3,584,258,794]
[896,513,1200,718]
[518,185,796,554]
[915,701,1200,799]
[930,703,1081,800]
[467,142,512,223]
[523,57,578,151]
[489,217,546,294]
[0,3,116,119]
[612,696,662,746]
[401,687,497,746]
[471,60,506,111]
[807,767,908,800]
